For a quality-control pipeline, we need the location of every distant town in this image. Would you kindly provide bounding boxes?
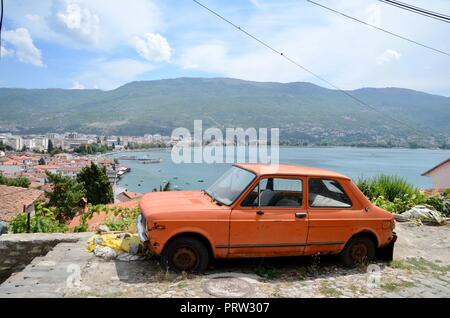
[0,132,175,153]
[0,132,179,204]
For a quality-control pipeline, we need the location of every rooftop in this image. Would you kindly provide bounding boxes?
[422,158,450,176]
[235,163,350,179]
[0,185,45,222]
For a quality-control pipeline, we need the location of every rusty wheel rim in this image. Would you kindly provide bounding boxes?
[350,242,368,262]
[173,247,199,271]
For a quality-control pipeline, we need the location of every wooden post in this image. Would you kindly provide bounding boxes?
[25,205,30,233]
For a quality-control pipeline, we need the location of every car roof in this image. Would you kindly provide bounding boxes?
[235,163,350,180]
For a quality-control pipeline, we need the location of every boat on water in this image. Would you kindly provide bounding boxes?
[118,155,137,160]
[140,158,163,164]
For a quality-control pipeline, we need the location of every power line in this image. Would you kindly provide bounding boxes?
[306,0,450,57]
[378,0,450,23]
[191,0,433,137]
[0,0,4,59]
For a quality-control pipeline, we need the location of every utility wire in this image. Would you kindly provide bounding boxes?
[192,0,432,136]
[378,0,450,23]
[307,0,450,57]
[0,0,4,59]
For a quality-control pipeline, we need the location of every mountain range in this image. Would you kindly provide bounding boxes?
[0,77,449,146]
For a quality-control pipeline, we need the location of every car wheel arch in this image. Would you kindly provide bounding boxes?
[162,231,214,260]
[347,230,379,249]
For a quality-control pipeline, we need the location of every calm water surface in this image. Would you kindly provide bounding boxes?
[108,147,450,193]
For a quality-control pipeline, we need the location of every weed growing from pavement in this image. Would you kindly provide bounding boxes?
[254,264,281,280]
[319,281,342,297]
[380,279,415,292]
[389,257,450,274]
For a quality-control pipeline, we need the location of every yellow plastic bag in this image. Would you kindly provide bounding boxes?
[86,232,143,254]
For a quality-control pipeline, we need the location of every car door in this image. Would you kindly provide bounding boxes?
[227,176,309,257]
[305,177,364,255]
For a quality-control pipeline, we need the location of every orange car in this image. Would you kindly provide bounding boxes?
[138,164,397,272]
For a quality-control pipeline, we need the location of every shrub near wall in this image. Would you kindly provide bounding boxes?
[357,175,449,216]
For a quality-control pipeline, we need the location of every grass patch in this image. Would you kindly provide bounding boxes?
[380,279,415,293]
[357,175,421,202]
[319,281,342,297]
[254,264,281,280]
[391,257,450,274]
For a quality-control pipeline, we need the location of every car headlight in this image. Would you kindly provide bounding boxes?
[137,213,149,242]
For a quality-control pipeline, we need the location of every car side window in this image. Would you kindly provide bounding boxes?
[308,178,352,208]
[241,178,303,207]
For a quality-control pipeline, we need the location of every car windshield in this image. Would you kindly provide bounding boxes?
[206,166,256,206]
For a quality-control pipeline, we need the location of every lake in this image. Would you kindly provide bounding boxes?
[108,147,450,193]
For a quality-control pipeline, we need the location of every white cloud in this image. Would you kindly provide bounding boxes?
[25,14,41,22]
[11,0,164,51]
[249,0,263,9]
[0,46,14,58]
[180,42,227,71]
[366,4,382,27]
[377,49,402,65]
[74,59,154,90]
[130,33,172,63]
[3,28,44,67]
[71,81,85,89]
[55,1,100,44]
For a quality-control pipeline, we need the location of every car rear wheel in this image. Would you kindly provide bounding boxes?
[161,237,209,273]
[340,236,375,267]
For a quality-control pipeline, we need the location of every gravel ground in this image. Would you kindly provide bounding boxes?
[1,222,449,298]
[65,222,450,298]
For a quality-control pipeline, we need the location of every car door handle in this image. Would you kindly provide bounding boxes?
[256,210,265,215]
[295,212,307,219]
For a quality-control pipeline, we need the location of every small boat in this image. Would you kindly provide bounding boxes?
[197,179,204,183]
[139,157,162,164]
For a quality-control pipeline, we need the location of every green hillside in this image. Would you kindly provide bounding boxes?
[0,78,449,146]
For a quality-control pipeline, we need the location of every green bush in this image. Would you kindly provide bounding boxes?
[74,204,140,232]
[357,175,450,215]
[425,194,450,216]
[357,175,426,213]
[9,202,67,233]
[0,174,30,188]
[357,175,422,202]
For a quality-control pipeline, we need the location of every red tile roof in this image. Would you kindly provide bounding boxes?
[0,185,45,222]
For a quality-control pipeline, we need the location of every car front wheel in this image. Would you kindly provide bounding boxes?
[161,237,209,273]
[340,236,375,267]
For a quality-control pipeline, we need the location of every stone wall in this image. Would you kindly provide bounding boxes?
[0,233,91,283]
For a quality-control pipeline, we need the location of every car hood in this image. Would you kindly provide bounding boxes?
[139,190,226,218]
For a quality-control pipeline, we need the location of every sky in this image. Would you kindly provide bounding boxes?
[0,0,449,96]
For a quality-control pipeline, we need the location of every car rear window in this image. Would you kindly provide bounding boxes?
[308,178,351,208]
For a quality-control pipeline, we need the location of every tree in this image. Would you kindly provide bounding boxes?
[45,171,86,222]
[0,141,13,151]
[47,140,54,152]
[38,157,46,165]
[0,174,30,188]
[152,181,172,192]
[77,163,113,205]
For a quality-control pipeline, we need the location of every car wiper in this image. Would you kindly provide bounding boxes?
[202,189,223,206]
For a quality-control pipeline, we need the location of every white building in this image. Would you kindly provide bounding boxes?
[422,158,450,189]
[0,134,22,150]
